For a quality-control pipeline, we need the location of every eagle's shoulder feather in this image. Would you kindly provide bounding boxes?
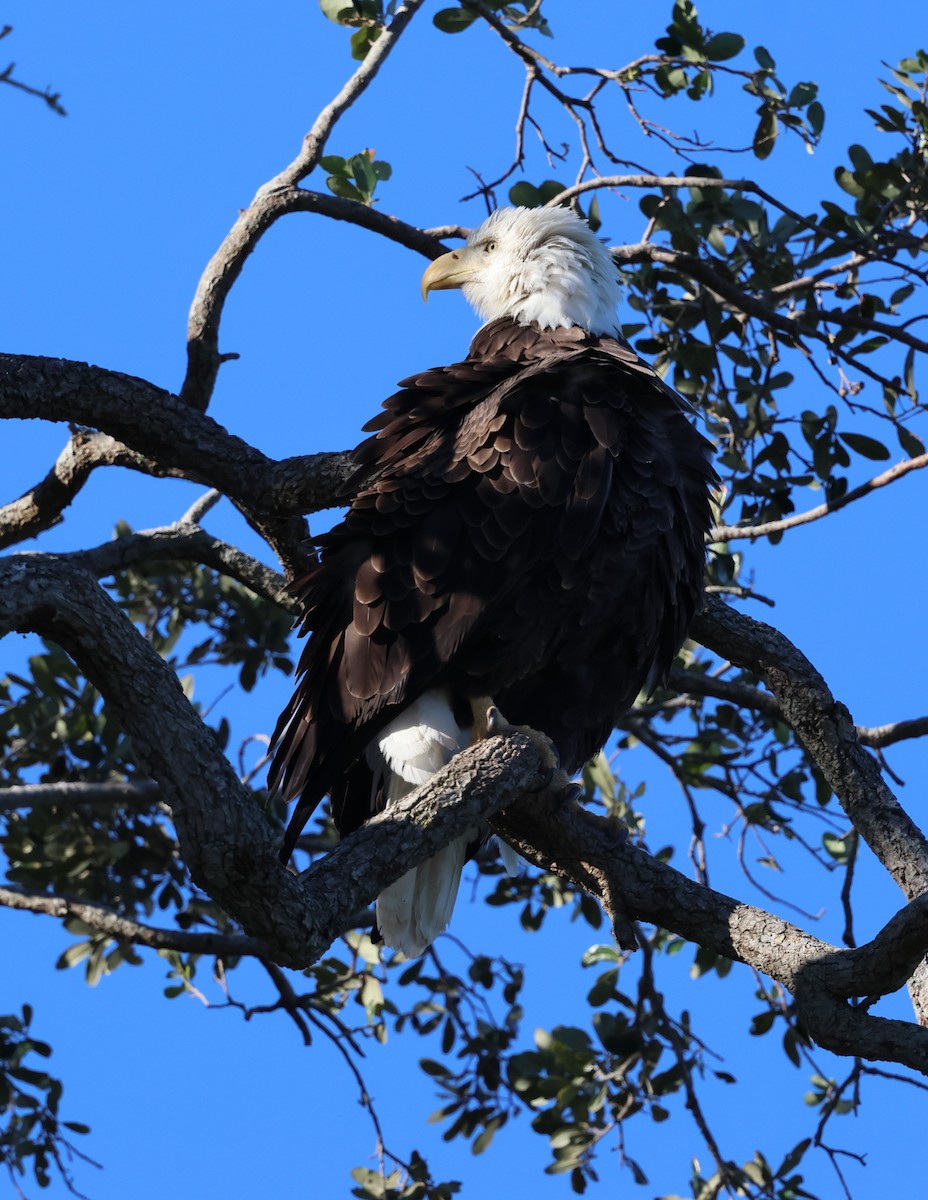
[270,318,714,846]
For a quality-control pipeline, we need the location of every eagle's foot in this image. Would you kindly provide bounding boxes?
[556,781,583,805]
[478,702,571,795]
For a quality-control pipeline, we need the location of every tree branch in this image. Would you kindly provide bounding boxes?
[666,666,928,750]
[3,554,927,1068]
[0,429,184,551]
[692,596,928,1025]
[0,354,355,568]
[0,553,546,969]
[492,792,928,1073]
[180,0,431,410]
[0,26,66,116]
[0,884,264,957]
[0,780,163,814]
[68,523,296,611]
[710,453,928,543]
[692,598,928,898]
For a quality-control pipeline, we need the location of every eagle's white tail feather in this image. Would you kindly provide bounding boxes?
[366,691,479,956]
[498,838,521,877]
[376,835,471,958]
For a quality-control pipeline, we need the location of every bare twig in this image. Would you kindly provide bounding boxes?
[0,883,264,957]
[711,453,928,543]
[0,26,66,115]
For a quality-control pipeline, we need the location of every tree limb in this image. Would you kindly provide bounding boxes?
[692,597,928,900]
[692,595,928,1025]
[0,354,355,566]
[492,792,928,1073]
[710,452,928,543]
[0,780,163,814]
[0,553,545,968]
[180,0,431,410]
[3,553,927,1068]
[0,883,264,957]
[69,523,296,611]
[666,666,928,749]
[0,429,178,551]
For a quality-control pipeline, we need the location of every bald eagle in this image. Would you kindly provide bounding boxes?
[270,206,715,956]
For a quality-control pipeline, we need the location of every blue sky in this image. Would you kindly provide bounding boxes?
[2,2,927,1197]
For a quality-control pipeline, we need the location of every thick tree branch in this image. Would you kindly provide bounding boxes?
[180,0,430,410]
[0,429,178,550]
[692,597,928,900]
[0,553,545,968]
[3,554,926,1068]
[491,794,928,1073]
[0,354,355,566]
[693,596,928,1025]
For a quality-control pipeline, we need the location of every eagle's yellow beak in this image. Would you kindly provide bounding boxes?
[420,247,481,301]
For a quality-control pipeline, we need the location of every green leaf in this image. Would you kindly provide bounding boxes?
[537,179,568,205]
[753,109,778,159]
[788,81,818,108]
[742,1159,771,1188]
[350,24,381,60]
[903,345,918,400]
[898,426,925,458]
[62,1121,91,1135]
[326,175,365,203]
[776,1138,812,1181]
[350,152,377,197]
[587,192,601,233]
[509,181,541,208]
[838,432,890,460]
[704,32,744,62]
[580,943,619,967]
[822,832,851,862]
[750,1009,775,1035]
[420,1058,452,1078]
[807,99,825,135]
[583,751,615,800]
[319,0,360,23]
[433,7,479,33]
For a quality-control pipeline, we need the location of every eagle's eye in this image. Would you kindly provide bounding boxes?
[484,240,497,253]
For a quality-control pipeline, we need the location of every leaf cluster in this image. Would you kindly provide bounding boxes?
[0,1006,92,1196]
[321,150,393,206]
[433,3,552,38]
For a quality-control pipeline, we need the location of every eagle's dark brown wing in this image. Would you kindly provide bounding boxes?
[269,317,715,856]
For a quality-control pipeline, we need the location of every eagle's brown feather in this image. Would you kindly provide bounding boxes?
[269,316,715,854]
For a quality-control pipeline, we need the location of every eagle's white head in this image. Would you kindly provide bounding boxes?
[421,206,621,337]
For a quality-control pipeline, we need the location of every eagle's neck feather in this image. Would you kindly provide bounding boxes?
[461,210,622,338]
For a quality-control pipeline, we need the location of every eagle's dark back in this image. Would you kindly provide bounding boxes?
[270,316,715,851]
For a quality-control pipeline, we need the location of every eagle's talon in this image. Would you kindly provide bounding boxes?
[486,705,505,736]
[556,781,583,805]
